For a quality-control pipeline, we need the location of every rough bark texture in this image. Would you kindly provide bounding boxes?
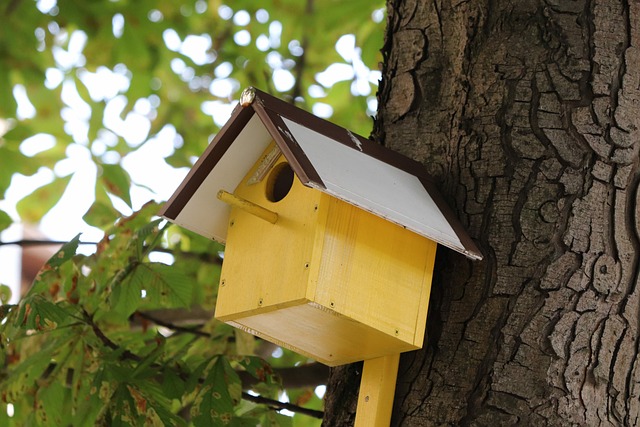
[324,0,640,425]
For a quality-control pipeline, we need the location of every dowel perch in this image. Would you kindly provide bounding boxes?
[217,190,278,224]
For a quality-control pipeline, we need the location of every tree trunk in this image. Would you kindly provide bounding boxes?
[324,0,640,425]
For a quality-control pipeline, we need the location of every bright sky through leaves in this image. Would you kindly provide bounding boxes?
[2,15,382,243]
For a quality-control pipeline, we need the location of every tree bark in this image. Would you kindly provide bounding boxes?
[324,0,640,425]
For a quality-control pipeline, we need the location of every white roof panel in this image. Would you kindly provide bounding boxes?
[282,117,466,257]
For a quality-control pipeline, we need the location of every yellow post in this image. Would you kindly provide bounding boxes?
[217,190,279,224]
[354,354,400,427]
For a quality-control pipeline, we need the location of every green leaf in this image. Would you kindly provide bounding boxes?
[55,340,105,426]
[0,303,17,322]
[0,143,37,199]
[100,163,133,207]
[16,295,70,331]
[161,369,186,400]
[138,262,193,308]
[84,180,120,228]
[46,233,81,269]
[186,359,210,395]
[0,331,76,406]
[83,200,120,228]
[133,379,187,427]
[16,174,72,223]
[111,261,192,318]
[110,384,138,427]
[35,380,69,426]
[2,122,32,142]
[263,412,294,427]
[235,356,277,385]
[88,100,106,142]
[0,208,11,234]
[132,218,163,259]
[0,1,388,423]
[0,61,17,117]
[191,357,239,427]
[109,265,143,319]
[131,333,165,378]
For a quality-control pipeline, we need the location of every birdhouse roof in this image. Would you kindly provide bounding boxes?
[160,88,482,260]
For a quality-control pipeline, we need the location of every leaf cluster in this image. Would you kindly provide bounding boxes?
[0,0,385,425]
[0,203,321,426]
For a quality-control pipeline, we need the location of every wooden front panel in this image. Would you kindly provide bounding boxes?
[215,146,322,320]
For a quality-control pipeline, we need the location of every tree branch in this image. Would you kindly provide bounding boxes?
[135,311,211,338]
[0,239,90,247]
[82,308,142,362]
[242,392,323,419]
[137,307,215,324]
[0,239,222,264]
[238,363,329,390]
[5,0,21,15]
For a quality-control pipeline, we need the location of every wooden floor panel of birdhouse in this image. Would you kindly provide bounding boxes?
[227,301,421,366]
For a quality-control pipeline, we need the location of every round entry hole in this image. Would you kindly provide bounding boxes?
[266,162,294,202]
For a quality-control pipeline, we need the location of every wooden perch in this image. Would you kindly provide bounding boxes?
[217,190,278,224]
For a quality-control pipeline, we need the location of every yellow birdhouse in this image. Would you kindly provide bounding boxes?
[160,88,482,368]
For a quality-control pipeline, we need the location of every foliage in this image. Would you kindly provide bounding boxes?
[0,0,384,425]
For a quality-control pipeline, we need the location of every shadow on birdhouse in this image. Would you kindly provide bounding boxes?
[160,87,482,367]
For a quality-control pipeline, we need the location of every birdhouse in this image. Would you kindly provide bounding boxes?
[160,88,482,367]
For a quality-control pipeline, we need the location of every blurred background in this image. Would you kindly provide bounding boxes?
[0,1,385,425]
[0,0,385,299]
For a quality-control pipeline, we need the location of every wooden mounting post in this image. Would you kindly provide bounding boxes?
[354,354,400,427]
